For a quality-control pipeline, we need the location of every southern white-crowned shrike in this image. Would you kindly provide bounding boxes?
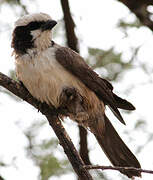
[12,13,141,178]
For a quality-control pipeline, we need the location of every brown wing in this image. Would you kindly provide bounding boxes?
[55,46,135,124]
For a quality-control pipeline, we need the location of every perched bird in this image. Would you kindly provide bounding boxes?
[12,13,141,178]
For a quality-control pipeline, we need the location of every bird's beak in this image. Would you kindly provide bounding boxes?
[41,20,57,31]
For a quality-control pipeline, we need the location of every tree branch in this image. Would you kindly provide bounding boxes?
[79,126,91,165]
[0,175,5,180]
[0,72,93,180]
[60,0,78,52]
[118,0,153,31]
[85,165,153,176]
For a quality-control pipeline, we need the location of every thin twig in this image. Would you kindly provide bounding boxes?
[85,165,153,175]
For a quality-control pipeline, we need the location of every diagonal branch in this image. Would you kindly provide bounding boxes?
[0,72,93,180]
[118,0,153,31]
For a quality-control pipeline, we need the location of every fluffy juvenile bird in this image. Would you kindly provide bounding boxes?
[12,13,141,178]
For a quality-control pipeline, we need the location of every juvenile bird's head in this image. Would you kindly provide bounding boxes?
[12,13,57,55]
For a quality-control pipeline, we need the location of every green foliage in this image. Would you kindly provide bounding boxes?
[39,155,69,180]
[135,119,146,130]
[118,19,141,29]
[0,0,18,5]
[117,19,142,37]
[87,47,132,81]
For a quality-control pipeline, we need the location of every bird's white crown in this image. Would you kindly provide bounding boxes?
[15,13,52,27]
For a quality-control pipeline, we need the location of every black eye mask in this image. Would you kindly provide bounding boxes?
[11,21,46,55]
[25,21,46,31]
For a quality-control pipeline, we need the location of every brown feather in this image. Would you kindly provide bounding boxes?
[94,115,141,178]
[55,46,126,124]
[113,93,136,110]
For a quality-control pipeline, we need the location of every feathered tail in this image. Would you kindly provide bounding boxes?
[93,115,141,178]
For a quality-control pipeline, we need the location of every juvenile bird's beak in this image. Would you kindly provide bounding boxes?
[41,20,57,31]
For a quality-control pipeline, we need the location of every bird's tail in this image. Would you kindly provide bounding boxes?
[93,115,141,178]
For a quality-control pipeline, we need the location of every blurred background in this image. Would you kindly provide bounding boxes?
[0,0,153,179]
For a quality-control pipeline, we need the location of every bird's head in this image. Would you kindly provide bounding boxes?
[12,13,57,55]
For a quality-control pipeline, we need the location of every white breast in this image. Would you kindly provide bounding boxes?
[15,47,89,107]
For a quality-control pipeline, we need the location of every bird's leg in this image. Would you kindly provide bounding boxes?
[59,87,84,113]
[59,87,89,123]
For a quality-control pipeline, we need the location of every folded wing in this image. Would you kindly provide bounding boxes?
[55,46,135,124]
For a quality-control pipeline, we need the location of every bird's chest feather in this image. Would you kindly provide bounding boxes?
[15,48,87,107]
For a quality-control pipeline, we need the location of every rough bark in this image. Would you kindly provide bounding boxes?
[60,0,91,165]
[0,72,93,180]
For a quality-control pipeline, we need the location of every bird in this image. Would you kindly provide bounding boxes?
[11,13,141,178]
